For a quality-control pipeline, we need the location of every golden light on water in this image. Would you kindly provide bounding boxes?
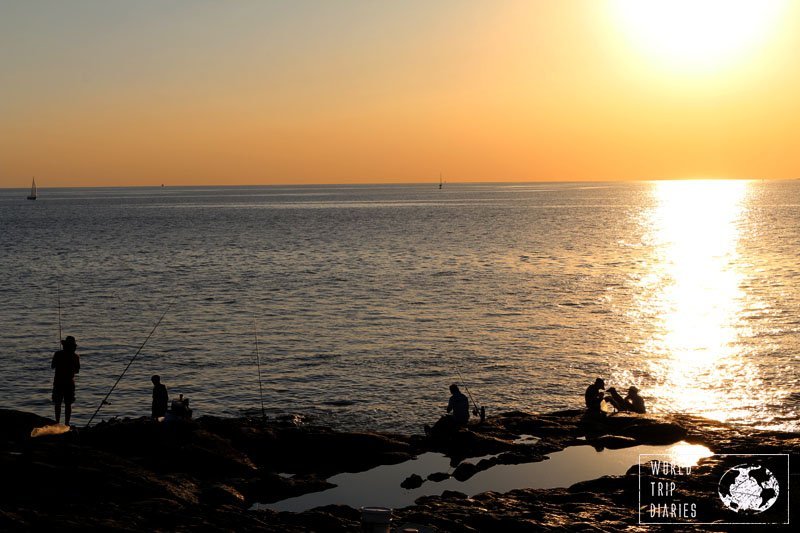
[638,180,757,422]
[663,442,714,468]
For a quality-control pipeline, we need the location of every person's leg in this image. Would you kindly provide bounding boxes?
[431,415,458,439]
[54,401,62,424]
[64,403,72,426]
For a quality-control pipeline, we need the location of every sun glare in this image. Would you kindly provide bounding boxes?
[611,0,787,70]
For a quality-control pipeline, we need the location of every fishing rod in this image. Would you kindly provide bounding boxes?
[253,316,266,420]
[85,305,171,428]
[57,281,63,344]
[456,367,484,420]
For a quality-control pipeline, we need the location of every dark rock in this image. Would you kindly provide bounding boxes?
[440,490,468,500]
[496,451,544,465]
[618,422,687,444]
[567,475,621,493]
[452,461,479,481]
[427,471,450,482]
[401,473,424,489]
[201,483,246,506]
[249,472,335,504]
[589,434,638,449]
[1,407,796,532]
[0,409,54,444]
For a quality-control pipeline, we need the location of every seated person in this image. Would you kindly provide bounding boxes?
[626,386,646,414]
[426,384,470,439]
[607,386,646,414]
[585,378,605,412]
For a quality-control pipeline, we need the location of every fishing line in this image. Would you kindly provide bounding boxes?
[57,281,63,345]
[254,316,266,420]
[85,304,171,428]
[456,367,481,415]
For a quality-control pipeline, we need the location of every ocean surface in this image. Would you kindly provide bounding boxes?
[1,181,798,433]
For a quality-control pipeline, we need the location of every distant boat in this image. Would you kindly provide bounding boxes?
[26,178,37,200]
[439,173,443,190]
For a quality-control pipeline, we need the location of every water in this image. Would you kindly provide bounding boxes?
[261,442,714,512]
[1,181,798,432]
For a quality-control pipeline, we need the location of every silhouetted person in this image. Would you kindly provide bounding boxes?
[606,386,646,414]
[606,387,626,411]
[626,386,646,413]
[151,375,169,420]
[52,336,80,426]
[425,384,470,439]
[585,378,605,412]
[447,384,470,425]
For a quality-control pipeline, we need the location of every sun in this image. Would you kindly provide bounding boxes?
[611,0,787,70]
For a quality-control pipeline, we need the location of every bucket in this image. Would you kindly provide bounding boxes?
[360,506,392,533]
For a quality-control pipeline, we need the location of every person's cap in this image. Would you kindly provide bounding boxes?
[152,374,161,382]
[595,378,605,386]
[628,386,639,394]
[62,336,77,347]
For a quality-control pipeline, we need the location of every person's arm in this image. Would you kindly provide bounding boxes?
[447,396,454,413]
[51,353,56,369]
[74,354,80,374]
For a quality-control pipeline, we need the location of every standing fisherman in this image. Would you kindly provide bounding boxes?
[52,336,80,426]
[151,375,169,420]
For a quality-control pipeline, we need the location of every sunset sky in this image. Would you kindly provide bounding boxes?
[2,0,800,187]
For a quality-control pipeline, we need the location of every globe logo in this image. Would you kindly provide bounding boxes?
[717,464,780,514]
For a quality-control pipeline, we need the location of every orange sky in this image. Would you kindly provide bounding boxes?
[2,1,799,187]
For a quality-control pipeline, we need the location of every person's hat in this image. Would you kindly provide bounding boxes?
[62,336,77,347]
[628,386,639,394]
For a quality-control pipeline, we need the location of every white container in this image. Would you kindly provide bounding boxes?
[360,506,392,533]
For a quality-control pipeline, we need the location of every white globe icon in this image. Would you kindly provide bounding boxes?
[718,464,779,514]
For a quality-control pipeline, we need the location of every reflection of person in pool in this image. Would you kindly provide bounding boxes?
[606,386,646,414]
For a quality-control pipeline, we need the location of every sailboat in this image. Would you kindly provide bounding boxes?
[26,178,37,200]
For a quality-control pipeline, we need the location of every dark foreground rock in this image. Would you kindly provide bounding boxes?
[0,408,796,531]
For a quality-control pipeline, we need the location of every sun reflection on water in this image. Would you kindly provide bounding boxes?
[634,180,757,422]
[661,442,714,468]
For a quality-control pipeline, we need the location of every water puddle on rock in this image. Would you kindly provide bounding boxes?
[259,441,712,512]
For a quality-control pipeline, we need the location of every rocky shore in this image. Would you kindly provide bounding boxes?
[1,408,796,531]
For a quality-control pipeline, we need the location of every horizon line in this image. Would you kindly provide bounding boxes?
[1,176,789,190]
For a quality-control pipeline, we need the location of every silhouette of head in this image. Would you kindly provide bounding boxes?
[628,386,639,395]
[595,378,605,389]
[450,383,460,395]
[151,375,161,385]
[62,336,77,350]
